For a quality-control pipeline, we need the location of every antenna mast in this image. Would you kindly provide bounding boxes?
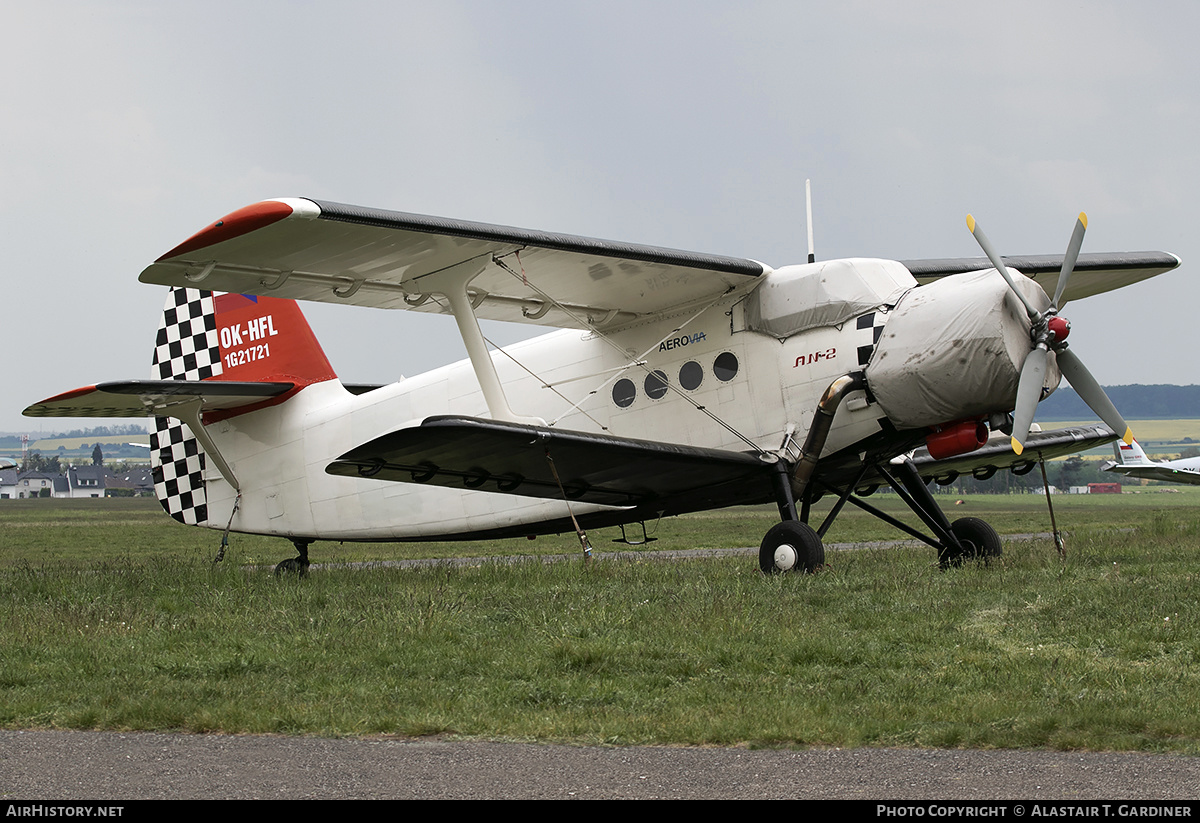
[806,179,815,264]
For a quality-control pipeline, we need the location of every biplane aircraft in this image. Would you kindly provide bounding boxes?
[25,198,1180,573]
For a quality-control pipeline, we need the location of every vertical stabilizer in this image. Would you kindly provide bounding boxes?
[149,287,336,523]
[150,288,219,523]
[208,292,336,385]
[1113,438,1152,467]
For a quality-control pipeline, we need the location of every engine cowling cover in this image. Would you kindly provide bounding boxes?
[864,268,1060,430]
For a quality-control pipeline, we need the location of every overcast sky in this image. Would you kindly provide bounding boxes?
[4,1,1197,434]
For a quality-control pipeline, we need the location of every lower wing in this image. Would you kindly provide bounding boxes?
[326,415,778,511]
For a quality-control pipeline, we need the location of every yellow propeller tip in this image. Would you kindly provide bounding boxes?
[1079,212,1088,229]
[1122,428,1134,445]
[1011,437,1024,456]
[966,214,976,232]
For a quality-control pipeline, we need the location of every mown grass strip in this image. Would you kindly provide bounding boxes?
[2,494,1198,751]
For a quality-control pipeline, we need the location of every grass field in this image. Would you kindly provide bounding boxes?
[2,492,1199,751]
[27,434,147,451]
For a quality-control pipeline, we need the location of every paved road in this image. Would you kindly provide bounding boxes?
[2,730,1198,800]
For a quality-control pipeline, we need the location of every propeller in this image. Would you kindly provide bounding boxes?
[966,213,1134,455]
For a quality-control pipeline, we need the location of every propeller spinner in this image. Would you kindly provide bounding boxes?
[966,213,1135,455]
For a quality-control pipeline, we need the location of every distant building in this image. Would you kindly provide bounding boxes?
[0,465,153,499]
[4,470,59,499]
[103,467,155,496]
[65,465,108,498]
[0,468,18,499]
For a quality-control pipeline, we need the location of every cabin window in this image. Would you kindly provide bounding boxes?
[713,352,739,382]
[612,378,636,408]
[644,370,669,400]
[679,361,703,391]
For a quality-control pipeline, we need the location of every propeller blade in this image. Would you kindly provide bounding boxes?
[1011,346,1048,456]
[1052,212,1088,309]
[1056,347,1134,445]
[966,214,1040,320]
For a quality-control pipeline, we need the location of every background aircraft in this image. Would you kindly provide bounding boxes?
[1103,439,1200,485]
[25,199,1179,574]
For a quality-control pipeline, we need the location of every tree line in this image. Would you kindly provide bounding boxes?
[1038,384,1200,420]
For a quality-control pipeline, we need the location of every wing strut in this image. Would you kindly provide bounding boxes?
[1036,451,1065,557]
[409,257,545,425]
[544,449,593,559]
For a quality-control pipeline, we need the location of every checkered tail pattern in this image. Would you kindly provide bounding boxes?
[149,287,224,524]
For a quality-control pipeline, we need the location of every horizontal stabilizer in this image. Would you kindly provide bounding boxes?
[24,380,295,419]
[327,415,777,509]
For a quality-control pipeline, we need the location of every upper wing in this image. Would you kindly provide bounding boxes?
[903,252,1181,304]
[326,415,777,511]
[138,199,770,330]
[24,380,295,419]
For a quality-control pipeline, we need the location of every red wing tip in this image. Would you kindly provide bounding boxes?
[40,385,99,404]
[156,200,296,262]
[23,385,99,416]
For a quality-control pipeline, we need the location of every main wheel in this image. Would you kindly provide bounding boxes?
[943,517,1002,567]
[759,521,825,574]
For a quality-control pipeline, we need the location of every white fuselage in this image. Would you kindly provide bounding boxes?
[200,293,891,542]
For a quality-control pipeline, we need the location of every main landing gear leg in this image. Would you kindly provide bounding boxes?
[760,374,866,576]
[760,458,825,575]
[880,458,1001,568]
[274,539,312,577]
[756,371,1001,573]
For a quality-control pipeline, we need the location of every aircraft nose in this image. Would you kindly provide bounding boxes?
[864,268,1059,430]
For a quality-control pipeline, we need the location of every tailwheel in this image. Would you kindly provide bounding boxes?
[274,539,312,577]
[759,521,825,575]
[273,557,308,577]
[943,517,1002,567]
